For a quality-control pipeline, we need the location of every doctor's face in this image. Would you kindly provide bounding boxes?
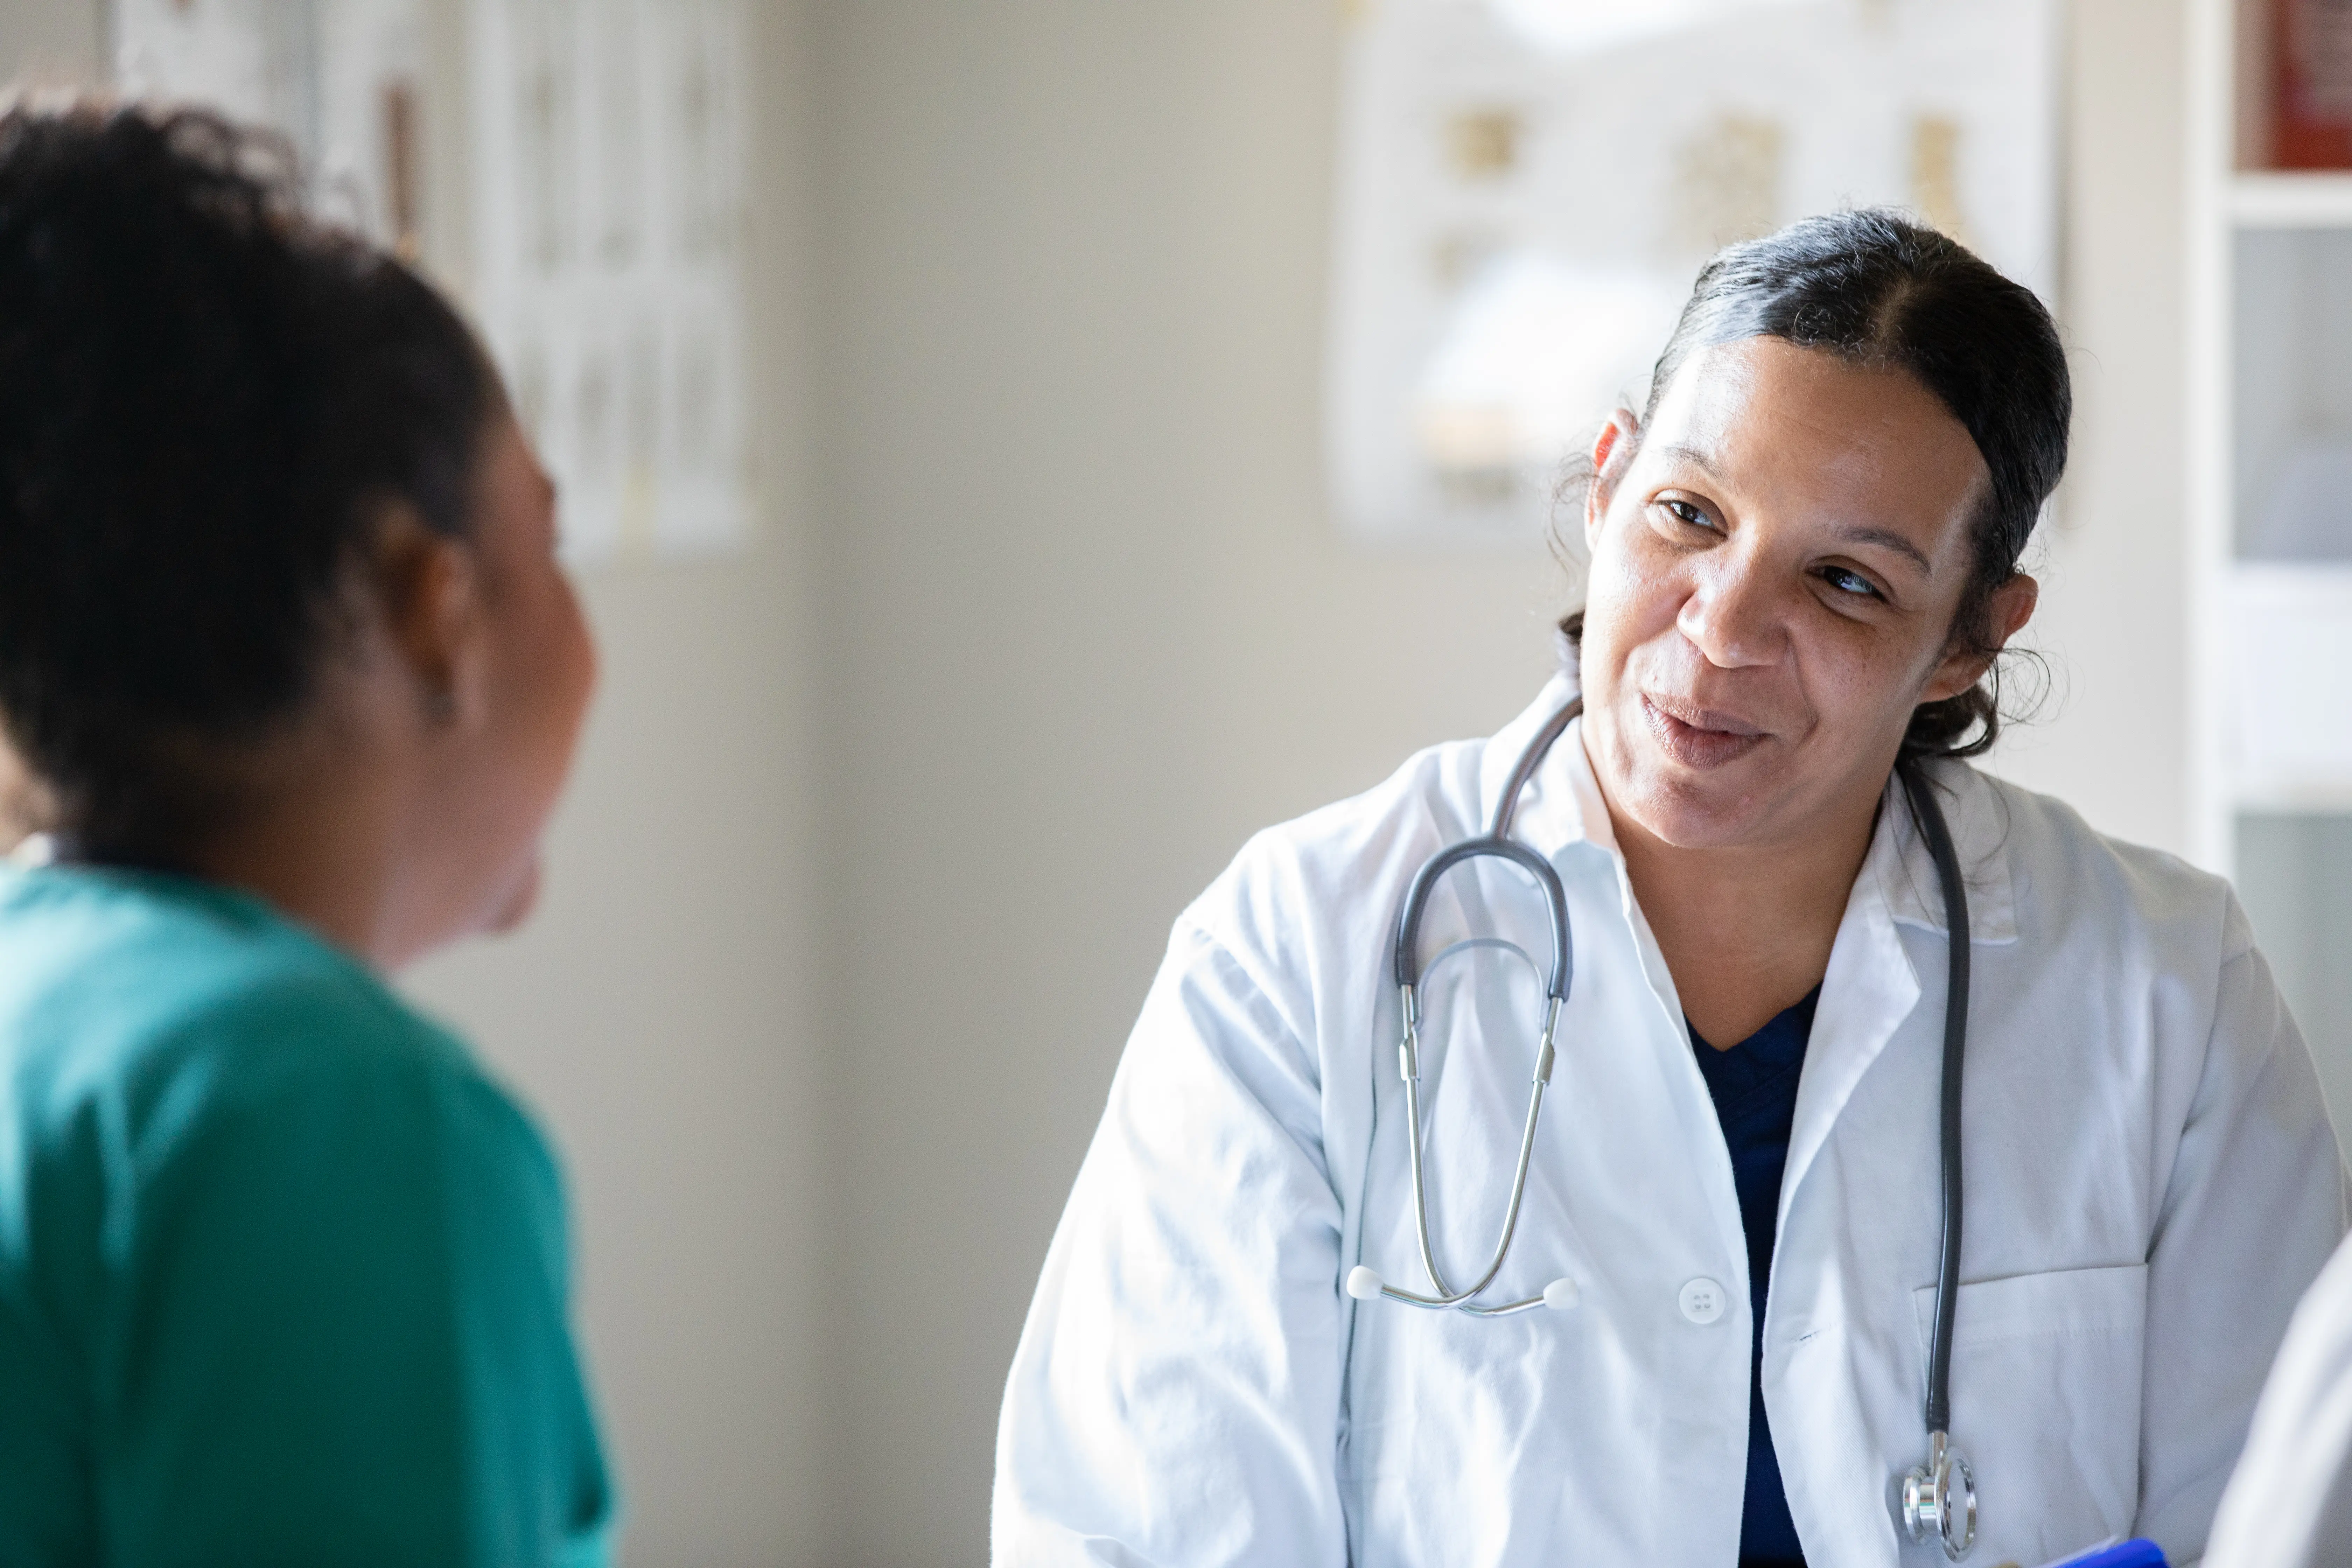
[1577,337,2032,852]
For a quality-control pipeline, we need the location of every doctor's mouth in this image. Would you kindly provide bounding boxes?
[1639,692,1772,768]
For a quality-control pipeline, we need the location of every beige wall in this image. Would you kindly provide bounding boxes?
[408,559,825,1565]
[1992,0,2192,856]
[807,1,1559,1558]
[0,0,100,84]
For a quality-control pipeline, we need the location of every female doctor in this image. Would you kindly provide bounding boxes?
[992,211,2348,1568]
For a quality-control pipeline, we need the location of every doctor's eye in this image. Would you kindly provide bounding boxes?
[1819,565,1884,600]
[1655,496,1717,532]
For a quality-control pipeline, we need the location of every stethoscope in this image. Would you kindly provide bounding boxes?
[1342,698,1981,1561]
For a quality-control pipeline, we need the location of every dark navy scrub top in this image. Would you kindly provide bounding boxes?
[1688,985,1821,1568]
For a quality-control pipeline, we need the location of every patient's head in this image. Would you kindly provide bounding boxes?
[0,101,595,967]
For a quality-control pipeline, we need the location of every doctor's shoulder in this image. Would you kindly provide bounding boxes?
[1967,766,2336,1175]
[1115,732,1492,1097]
[1171,732,1492,987]
[1973,767,2260,986]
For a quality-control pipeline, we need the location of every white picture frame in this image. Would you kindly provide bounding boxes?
[1325,0,2062,545]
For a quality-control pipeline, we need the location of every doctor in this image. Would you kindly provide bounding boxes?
[992,210,2347,1568]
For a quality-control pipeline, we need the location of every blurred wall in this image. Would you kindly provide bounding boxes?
[0,0,100,84]
[1990,0,2192,856]
[807,1,1561,1560]
[810,0,2193,1563]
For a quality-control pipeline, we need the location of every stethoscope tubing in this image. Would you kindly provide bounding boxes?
[1371,697,1583,1319]
[1898,761,1971,1445]
[1392,837,1570,1000]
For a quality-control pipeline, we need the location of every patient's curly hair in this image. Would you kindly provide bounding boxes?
[0,100,494,857]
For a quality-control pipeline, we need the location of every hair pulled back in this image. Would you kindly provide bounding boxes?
[0,101,495,856]
[1597,208,2070,760]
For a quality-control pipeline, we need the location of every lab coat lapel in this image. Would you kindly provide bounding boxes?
[1780,787,1924,1222]
[1780,763,2018,1219]
[1515,705,1758,1276]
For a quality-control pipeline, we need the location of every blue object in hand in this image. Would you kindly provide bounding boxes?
[2040,1540,2168,1568]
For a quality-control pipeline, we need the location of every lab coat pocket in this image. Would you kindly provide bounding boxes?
[1911,1264,2149,1565]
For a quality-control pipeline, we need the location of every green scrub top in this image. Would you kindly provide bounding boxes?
[0,862,614,1566]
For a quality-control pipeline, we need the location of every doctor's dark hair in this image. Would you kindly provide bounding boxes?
[0,100,495,858]
[1580,208,2070,760]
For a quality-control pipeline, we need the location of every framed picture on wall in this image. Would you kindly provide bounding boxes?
[111,0,757,566]
[1325,0,2060,544]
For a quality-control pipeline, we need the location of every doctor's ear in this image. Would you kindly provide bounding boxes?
[1584,409,1641,546]
[1921,572,2040,703]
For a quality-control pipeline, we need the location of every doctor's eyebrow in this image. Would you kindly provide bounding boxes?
[1653,442,1725,481]
[1837,525,1933,576]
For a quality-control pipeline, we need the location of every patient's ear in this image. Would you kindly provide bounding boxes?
[365,503,488,730]
[0,726,55,845]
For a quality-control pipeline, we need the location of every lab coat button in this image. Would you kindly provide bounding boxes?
[1678,1278,1726,1324]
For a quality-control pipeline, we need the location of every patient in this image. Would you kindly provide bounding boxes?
[0,102,610,1562]
[2204,1230,2352,1566]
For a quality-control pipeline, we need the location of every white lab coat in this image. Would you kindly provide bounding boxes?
[993,675,2349,1568]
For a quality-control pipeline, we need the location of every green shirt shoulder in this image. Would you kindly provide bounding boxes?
[0,865,614,1568]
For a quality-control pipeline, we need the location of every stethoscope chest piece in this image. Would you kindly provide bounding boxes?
[1901,1429,1977,1561]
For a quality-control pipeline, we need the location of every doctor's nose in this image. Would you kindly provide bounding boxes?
[1674,559,1785,671]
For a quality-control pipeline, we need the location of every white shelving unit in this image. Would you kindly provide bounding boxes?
[2227,171,2352,226]
[2188,0,2352,1117]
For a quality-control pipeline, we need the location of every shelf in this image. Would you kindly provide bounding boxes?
[2228,786,2352,814]
[2229,172,2352,227]
[2220,564,2352,800]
